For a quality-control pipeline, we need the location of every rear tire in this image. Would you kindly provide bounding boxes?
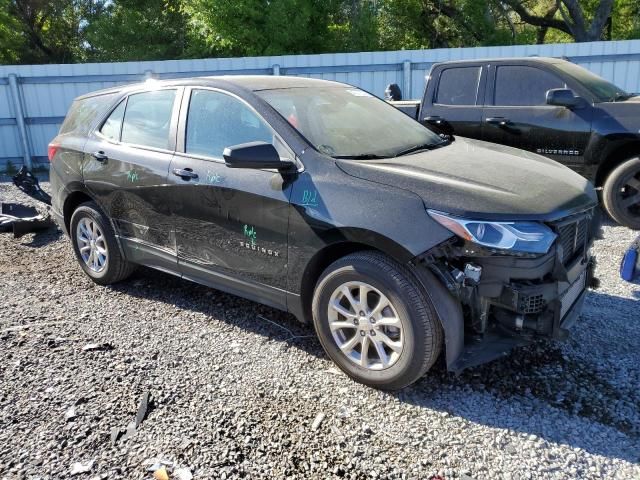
[70,202,136,285]
[602,157,640,230]
[312,251,443,390]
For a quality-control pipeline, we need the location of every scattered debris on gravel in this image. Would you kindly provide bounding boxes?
[1,182,639,479]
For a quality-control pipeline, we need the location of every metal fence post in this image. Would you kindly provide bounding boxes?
[8,73,32,171]
[402,60,412,100]
[272,64,281,76]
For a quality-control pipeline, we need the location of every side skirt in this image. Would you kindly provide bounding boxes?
[119,236,290,313]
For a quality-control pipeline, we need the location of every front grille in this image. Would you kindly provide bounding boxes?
[560,271,587,318]
[553,212,591,264]
[520,293,546,314]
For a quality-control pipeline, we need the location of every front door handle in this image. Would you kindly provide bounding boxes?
[485,117,511,126]
[92,151,108,162]
[173,167,198,179]
[424,115,445,125]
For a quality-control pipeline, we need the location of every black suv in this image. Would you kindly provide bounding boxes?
[390,57,640,229]
[49,76,598,389]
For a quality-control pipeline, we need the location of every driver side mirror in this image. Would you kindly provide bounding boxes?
[546,88,583,109]
[223,141,295,171]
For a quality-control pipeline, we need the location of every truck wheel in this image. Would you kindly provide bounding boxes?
[312,251,443,390]
[602,157,640,230]
[70,202,136,285]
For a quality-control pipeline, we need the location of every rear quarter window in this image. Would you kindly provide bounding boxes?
[60,93,117,135]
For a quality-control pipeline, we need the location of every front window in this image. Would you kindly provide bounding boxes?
[553,61,630,102]
[494,66,565,106]
[186,89,275,159]
[257,87,445,159]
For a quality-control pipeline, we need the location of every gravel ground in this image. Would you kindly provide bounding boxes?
[1,182,639,480]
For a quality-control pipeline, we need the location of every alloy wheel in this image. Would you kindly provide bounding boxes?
[76,217,108,273]
[327,281,404,370]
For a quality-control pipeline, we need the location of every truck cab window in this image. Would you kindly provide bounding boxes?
[494,66,565,106]
[435,67,481,106]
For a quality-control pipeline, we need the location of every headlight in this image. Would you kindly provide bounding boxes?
[428,210,557,254]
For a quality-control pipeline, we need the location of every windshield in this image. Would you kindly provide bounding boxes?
[554,61,631,102]
[257,86,445,158]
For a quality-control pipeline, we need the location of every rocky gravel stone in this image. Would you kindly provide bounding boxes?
[0,182,639,479]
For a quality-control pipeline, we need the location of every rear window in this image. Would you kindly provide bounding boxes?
[435,67,481,106]
[60,93,117,135]
[120,90,177,150]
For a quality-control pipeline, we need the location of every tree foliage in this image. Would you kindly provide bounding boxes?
[0,0,638,65]
[85,0,188,61]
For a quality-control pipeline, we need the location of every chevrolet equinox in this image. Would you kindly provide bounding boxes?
[49,76,598,389]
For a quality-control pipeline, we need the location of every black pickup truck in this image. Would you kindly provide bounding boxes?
[389,57,640,229]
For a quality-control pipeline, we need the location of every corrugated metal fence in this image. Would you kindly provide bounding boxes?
[1,39,640,171]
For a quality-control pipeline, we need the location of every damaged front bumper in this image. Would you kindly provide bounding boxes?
[415,209,598,372]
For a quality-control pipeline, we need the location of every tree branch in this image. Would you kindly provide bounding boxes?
[501,0,572,36]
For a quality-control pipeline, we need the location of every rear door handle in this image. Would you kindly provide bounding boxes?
[485,117,511,126]
[424,115,445,125]
[172,167,198,179]
[92,151,108,162]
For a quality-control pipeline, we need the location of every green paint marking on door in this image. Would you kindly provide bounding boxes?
[243,224,257,246]
[206,171,223,184]
[301,189,318,207]
[127,169,139,183]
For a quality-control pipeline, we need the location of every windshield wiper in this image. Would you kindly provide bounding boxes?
[333,153,390,160]
[393,139,449,157]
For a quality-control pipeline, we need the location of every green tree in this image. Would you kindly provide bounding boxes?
[85,0,188,61]
[0,0,25,64]
[185,0,352,57]
[2,0,104,64]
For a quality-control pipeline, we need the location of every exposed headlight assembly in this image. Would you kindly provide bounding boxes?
[428,210,557,255]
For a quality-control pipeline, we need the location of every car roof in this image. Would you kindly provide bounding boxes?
[433,56,567,67]
[76,75,348,100]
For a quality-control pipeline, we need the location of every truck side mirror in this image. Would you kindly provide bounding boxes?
[385,83,402,101]
[546,88,583,108]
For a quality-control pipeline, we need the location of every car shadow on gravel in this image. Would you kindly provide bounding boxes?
[20,227,62,248]
[109,266,326,356]
[109,267,639,463]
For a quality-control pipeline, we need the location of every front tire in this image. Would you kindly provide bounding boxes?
[312,251,443,390]
[602,157,640,230]
[70,202,136,285]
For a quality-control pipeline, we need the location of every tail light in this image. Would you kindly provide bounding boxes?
[48,143,59,162]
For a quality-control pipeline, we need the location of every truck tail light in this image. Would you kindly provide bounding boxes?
[48,143,59,162]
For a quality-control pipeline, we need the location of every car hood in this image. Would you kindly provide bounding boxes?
[336,137,597,220]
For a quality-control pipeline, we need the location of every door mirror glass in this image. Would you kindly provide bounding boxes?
[223,141,294,171]
[546,88,582,108]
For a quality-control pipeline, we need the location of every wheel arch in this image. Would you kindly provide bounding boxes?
[595,140,640,188]
[63,188,96,234]
[296,229,416,324]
